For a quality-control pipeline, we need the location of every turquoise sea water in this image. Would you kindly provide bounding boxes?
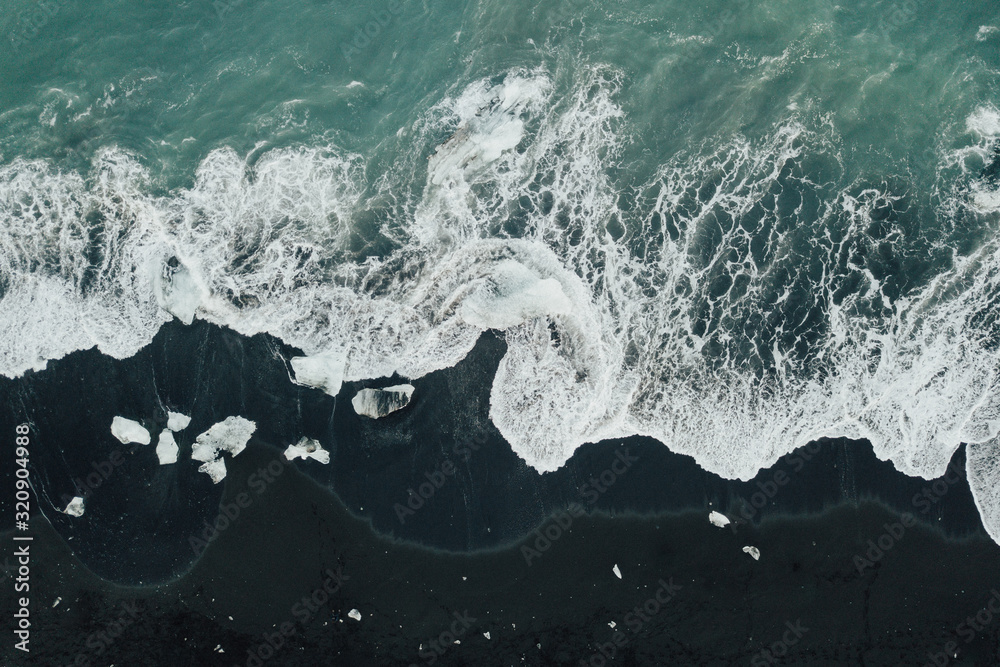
[3,0,1000,537]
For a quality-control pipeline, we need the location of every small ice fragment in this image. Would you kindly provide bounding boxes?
[156,430,179,465]
[290,351,346,397]
[192,416,255,462]
[608,621,616,629]
[167,411,191,432]
[214,645,224,653]
[111,417,150,445]
[198,459,227,484]
[63,497,85,517]
[352,384,415,418]
[53,597,62,608]
[347,81,364,88]
[743,546,760,560]
[484,632,491,640]
[612,564,622,579]
[348,609,362,621]
[709,511,730,528]
[283,437,330,464]
[155,257,206,324]
[455,640,461,645]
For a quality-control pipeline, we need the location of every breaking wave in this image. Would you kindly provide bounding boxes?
[3,66,1000,539]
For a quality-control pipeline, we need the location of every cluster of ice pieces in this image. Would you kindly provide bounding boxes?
[191,416,257,483]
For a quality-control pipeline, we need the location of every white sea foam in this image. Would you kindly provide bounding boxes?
[4,69,1000,543]
[976,26,999,42]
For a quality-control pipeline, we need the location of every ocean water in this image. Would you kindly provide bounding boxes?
[2,0,1000,663]
[4,0,1000,525]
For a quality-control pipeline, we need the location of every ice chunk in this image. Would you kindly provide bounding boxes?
[198,458,227,484]
[62,496,85,517]
[608,622,616,629]
[167,411,192,432]
[459,260,573,330]
[348,609,361,621]
[153,257,207,325]
[192,416,255,462]
[283,437,330,464]
[156,430,179,465]
[483,632,491,640]
[290,350,346,397]
[111,416,151,445]
[612,564,622,579]
[743,546,760,560]
[352,384,415,418]
[708,511,730,528]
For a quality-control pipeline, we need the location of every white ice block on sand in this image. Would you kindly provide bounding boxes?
[111,416,151,445]
[352,384,414,418]
[284,437,330,464]
[156,430,179,465]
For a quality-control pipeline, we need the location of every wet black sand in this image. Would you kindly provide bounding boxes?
[1,320,1000,665]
